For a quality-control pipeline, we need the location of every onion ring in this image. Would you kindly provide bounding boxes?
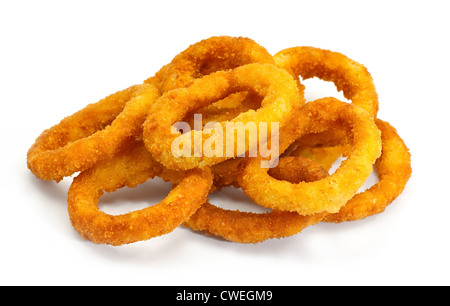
[273,46,379,119]
[184,156,329,243]
[162,118,409,242]
[144,36,276,93]
[274,119,411,222]
[143,63,301,170]
[238,97,382,215]
[323,119,412,222]
[67,141,213,246]
[27,84,159,182]
[145,36,304,131]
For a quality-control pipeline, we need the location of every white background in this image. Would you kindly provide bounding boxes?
[1,0,448,286]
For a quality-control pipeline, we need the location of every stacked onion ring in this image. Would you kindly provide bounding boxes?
[27,36,411,245]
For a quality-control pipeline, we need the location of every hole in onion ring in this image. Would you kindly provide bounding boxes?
[302,77,350,103]
[327,157,380,193]
[328,155,347,174]
[208,186,271,214]
[357,166,380,193]
[98,177,173,216]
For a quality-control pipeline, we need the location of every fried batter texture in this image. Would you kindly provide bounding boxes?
[274,46,379,119]
[27,36,411,245]
[145,36,276,93]
[143,63,301,170]
[67,141,213,246]
[184,156,329,243]
[27,84,159,182]
[238,98,382,215]
[323,119,412,222]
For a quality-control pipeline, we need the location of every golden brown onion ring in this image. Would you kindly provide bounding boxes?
[238,98,382,215]
[274,46,379,119]
[143,63,301,170]
[145,36,276,93]
[323,119,412,222]
[184,156,329,243]
[145,36,304,132]
[27,84,159,182]
[67,141,213,246]
[273,119,411,222]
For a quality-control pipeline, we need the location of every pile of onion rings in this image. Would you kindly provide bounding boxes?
[27,36,411,245]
